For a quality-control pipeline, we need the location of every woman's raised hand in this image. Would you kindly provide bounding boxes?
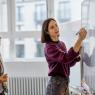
[78,28,87,41]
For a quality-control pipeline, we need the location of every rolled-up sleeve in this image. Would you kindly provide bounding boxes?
[45,45,79,64]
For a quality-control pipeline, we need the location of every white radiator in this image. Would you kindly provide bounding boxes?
[8,76,49,95]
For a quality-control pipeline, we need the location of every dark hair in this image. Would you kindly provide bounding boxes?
[41,18,56,43]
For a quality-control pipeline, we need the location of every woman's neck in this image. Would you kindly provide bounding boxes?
[51,37,59,42]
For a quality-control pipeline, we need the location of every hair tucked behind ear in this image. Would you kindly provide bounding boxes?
[41,18,56,43]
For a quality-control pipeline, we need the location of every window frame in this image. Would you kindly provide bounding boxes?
[0,0,49,61]
[0,0,72,61]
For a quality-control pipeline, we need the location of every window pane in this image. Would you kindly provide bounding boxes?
[15,38,44,59]
[16,44,25,58]
[54,0,71,23]
[54,0,81,23]
[0,38,10,60]
[0,0,8,32]
[15,0,47,31]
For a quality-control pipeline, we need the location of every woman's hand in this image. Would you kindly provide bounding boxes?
[0,74,8,83]
[78,28,87,41]
[73,28,87,53]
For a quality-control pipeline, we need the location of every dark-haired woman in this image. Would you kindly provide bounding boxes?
[41,18,87,95]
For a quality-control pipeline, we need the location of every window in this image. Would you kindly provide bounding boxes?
[16,6,24,31]
[0,0,7,32]
[16,44,25,58]
[54,0,81,23]
[15,0,47,31]
[0,0,47,60]
[0,0,82,61]
[16,6,24,22]
[14,38,44,59]
[34,3,47,28]
[35,40,44,57]
[57,1,71,23]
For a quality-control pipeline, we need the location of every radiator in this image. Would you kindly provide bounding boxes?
[8,76,49,95]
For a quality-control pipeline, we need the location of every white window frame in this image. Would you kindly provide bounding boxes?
[0,0,55,62]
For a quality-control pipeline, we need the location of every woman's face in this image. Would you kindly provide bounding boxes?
[47,20,59,40]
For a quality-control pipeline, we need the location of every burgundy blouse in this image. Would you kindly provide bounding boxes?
[44,41,80,77]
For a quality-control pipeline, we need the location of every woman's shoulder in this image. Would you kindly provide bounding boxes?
[60,41,66,45]
[44,42,59,52]
[59,41,66,48]
[45,42,57,50]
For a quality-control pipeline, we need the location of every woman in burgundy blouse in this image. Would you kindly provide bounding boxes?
[41,18,87,95]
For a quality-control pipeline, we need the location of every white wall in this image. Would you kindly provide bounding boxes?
[4,58,48,77]
[4,59,81,87]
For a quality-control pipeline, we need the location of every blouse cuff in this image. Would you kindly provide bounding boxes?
[70,47,79,57]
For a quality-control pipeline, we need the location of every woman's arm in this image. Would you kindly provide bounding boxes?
[45,44,80,64]
[45,28,87,64]
[73,28,87,53]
